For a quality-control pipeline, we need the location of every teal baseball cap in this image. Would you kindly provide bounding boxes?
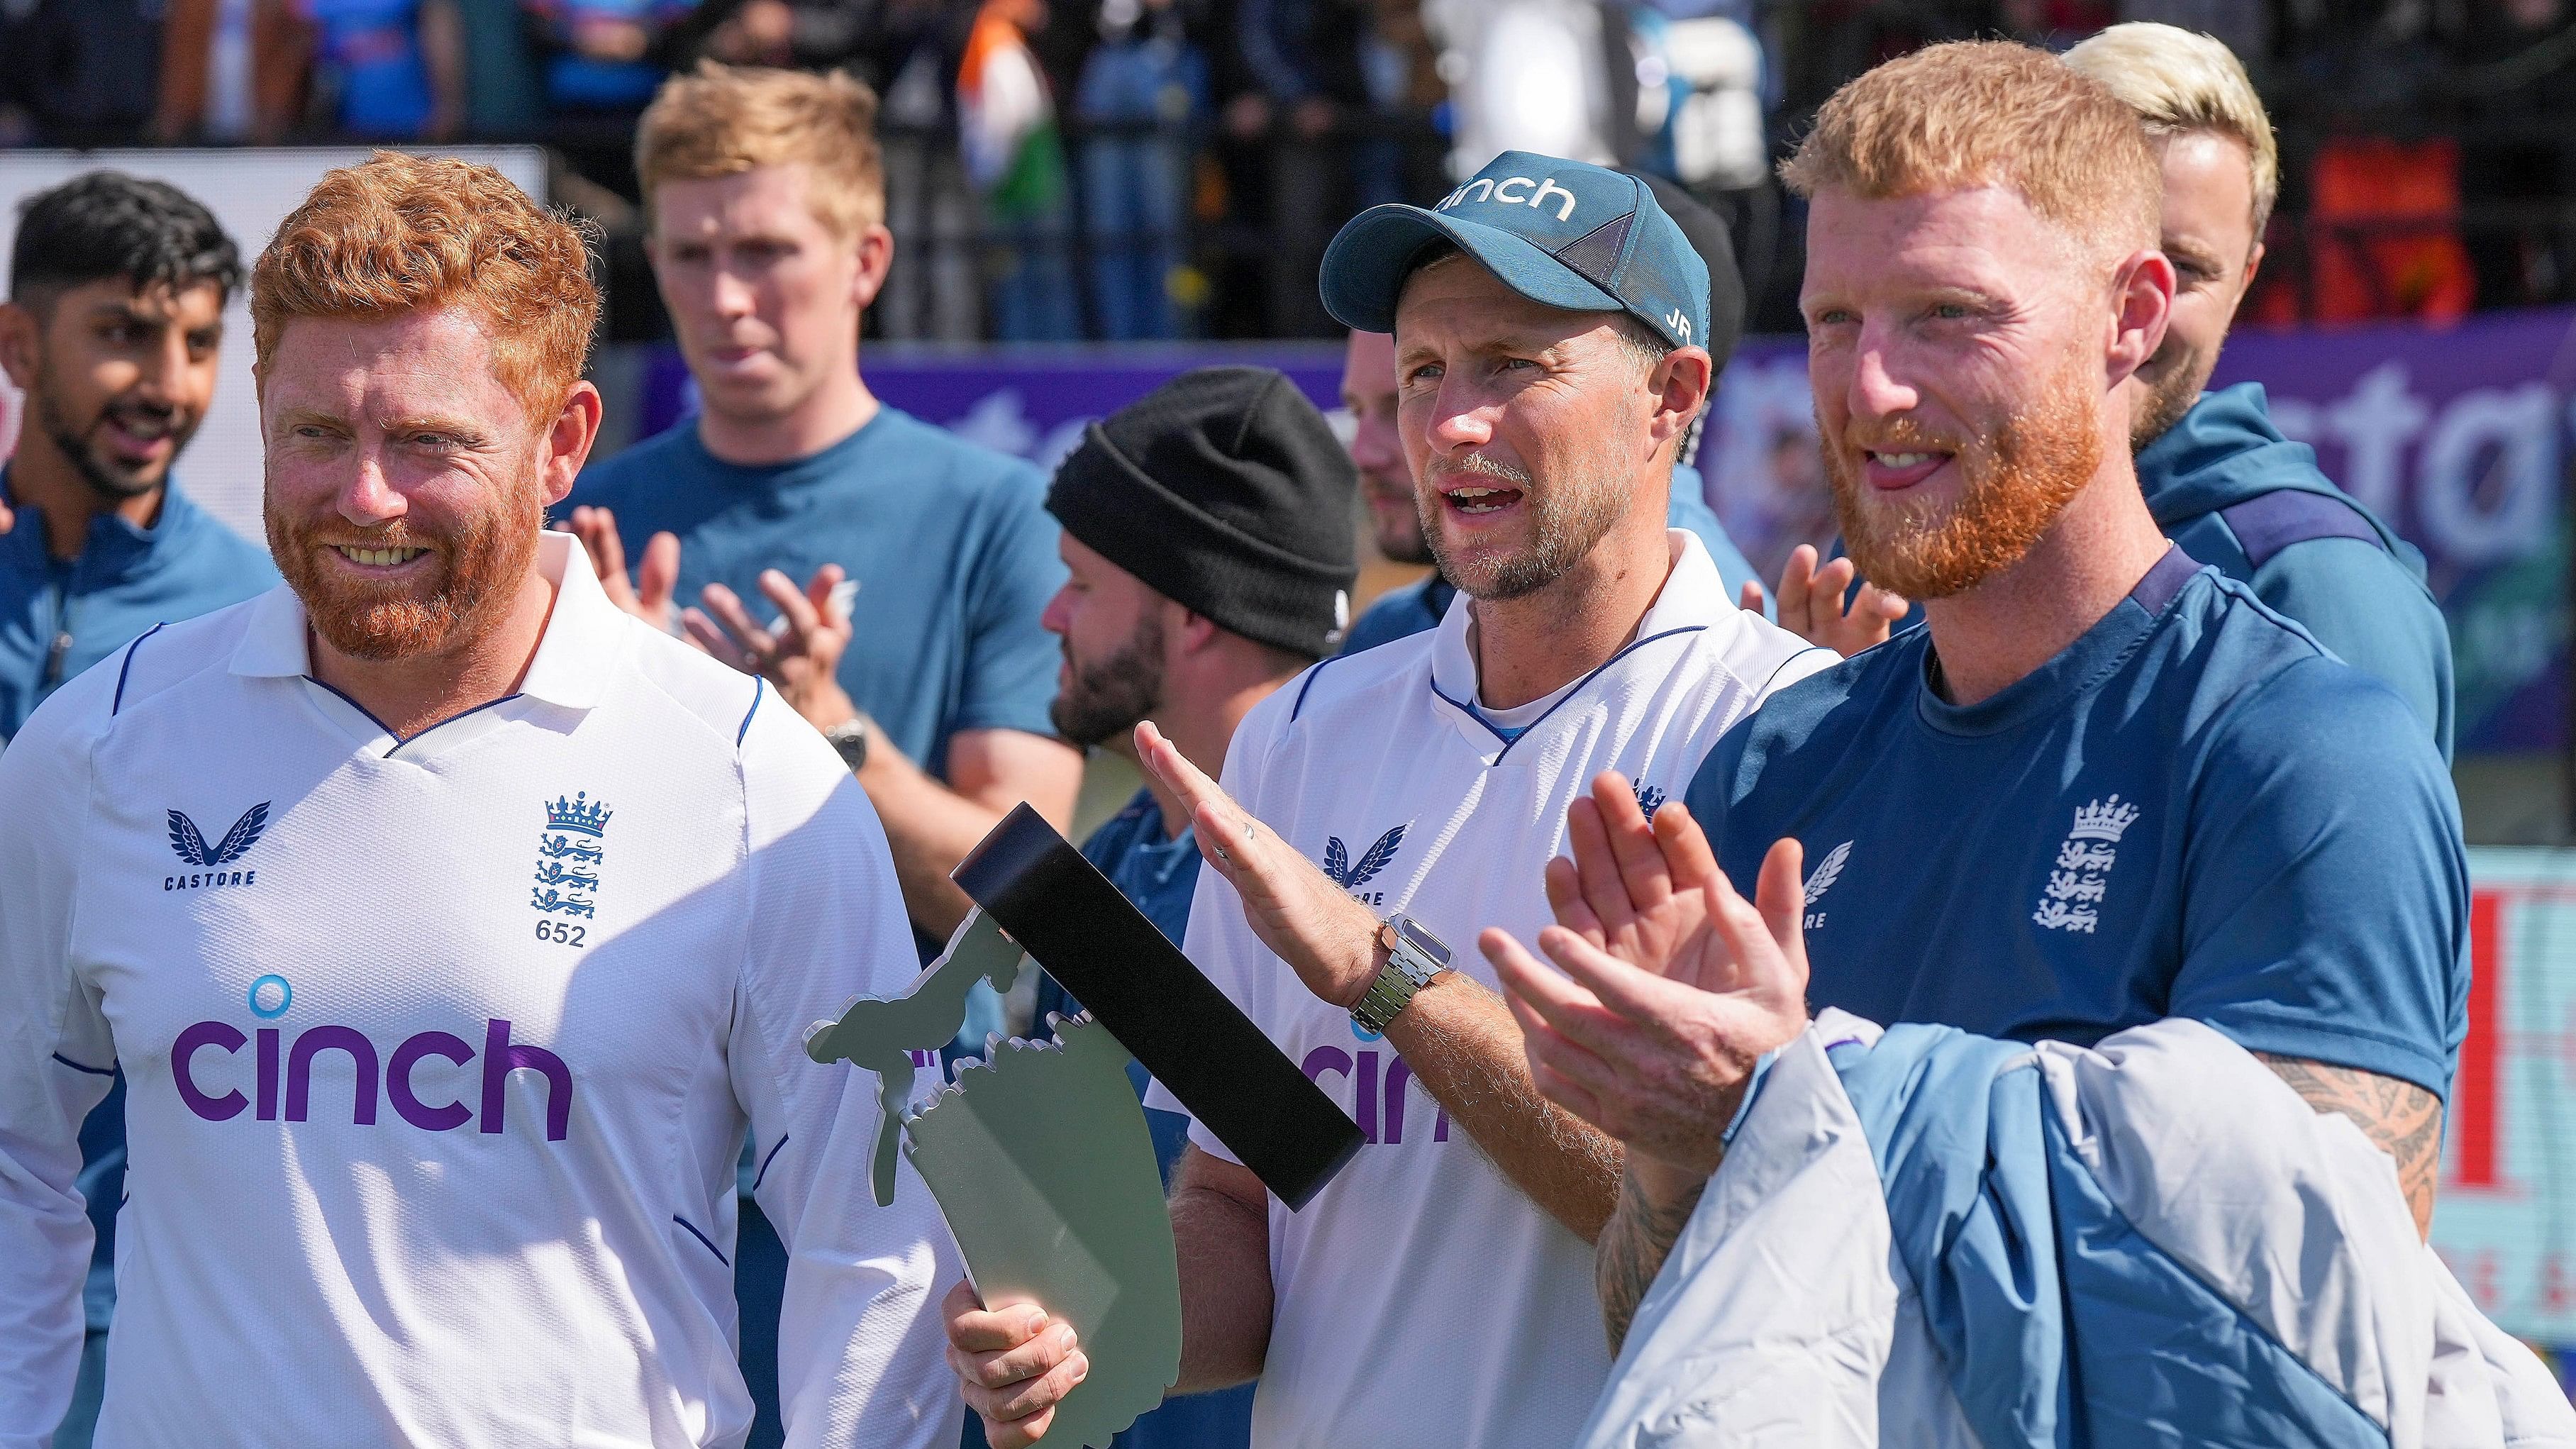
[1319,150,1713,352]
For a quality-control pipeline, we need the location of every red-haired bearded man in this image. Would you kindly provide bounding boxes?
[0,153,958,1449]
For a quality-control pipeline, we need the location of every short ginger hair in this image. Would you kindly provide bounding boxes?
[251,152,598,418]
[635,62,885,237]
[1781,40,2159,267]
[2063,22,2279,241]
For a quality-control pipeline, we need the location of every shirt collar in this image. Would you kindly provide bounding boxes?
[1428,529,1723,707]
[229,530,621,711]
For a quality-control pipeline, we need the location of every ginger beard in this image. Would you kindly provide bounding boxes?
[265,465,548,662]
[1419,450,1627,601]
[1826,359,2104,600]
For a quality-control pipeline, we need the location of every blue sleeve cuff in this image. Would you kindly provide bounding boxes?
[2193,1006,2453,1102]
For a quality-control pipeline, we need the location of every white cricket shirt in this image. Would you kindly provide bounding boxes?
[1145,533,1833,1448]
[0,535,961,1449]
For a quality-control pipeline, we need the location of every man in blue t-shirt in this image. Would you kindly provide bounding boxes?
[561,65,1079,1449]
[1482,43,2463,1353]
[1018,365,1358,1449]
[567,64,1081,947]
[0,171,276,1449]
[1794,26,2456,759]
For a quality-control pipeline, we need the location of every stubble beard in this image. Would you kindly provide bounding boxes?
[1423,453,1628,602]
[2128,335,2216,450]
[1828,362,2104,601]
[1050,610,1167,748]
[33,363,192,504]
[266,468,547,663]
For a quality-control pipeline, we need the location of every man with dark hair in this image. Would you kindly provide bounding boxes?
[1023,365,1358,1449]
[0,173,273,1446]
[1,170,274,746]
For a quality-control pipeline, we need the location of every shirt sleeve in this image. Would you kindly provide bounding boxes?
[0,665,118,1446]
[2248,538,2455,764]
[952,463,1067,742]
[2167,656,2469,1100]
[1139,684,1303,1165]
[731,696,965,1449]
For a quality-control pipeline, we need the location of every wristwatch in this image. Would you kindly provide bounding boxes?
[1351,914,1452,1036]
[821,715,872,775]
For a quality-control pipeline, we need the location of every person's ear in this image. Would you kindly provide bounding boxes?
[540,380,606,506]
[0,301,43,392]
[2106,248,2175,389]
[852,221,894,312]
[1648,345,1714,460]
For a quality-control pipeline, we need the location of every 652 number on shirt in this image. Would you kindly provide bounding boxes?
[535,920,588,948]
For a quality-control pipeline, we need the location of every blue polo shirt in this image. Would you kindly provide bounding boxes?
[1028,787,1255,1449]
[1339,465,1767,655]
[0,470,277,743]
[2138,383,2453,761]
[565,406,1065,779]
[1685,548,2468,1100]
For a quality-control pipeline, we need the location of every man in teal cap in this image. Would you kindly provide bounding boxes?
[938,149,1831,1449]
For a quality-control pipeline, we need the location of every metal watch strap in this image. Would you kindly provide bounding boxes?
[822,716,871,773]
[1352,914,1452,1036]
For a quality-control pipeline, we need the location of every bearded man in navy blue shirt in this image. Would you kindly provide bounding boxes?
[1482,41,2464,1351]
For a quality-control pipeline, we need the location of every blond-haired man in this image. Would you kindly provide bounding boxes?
[566,62,1080,943]
[1480,40,2466,1352]
[2065,22,2454,758]
[0,153,960,1448]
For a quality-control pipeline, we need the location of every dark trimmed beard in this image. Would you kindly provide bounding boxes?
[1827,362,2103,601]
[33,362,197,503]
[2129,334,2218,450]
[1050,610,1166,748]
[1422,452,1626,602]
[265,470,547,662]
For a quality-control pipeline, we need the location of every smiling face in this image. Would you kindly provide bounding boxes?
[2128,129,2264,447]
[648,164,880,430]
[260,307,581,661]
[1392,257,1681,601]
[1040,531,1169,748]
[1,277,223,501]
[1341,329,1427,565]
[1801,184,2123,599]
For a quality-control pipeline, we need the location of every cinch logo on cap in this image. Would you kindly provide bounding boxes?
[1435,174,1582,223]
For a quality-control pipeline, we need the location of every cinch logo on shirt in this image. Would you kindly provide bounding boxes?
[1302,1040,1451,1147]
[170,975,576,1141]
[163,801,268,891]
[1321,824,1407,909]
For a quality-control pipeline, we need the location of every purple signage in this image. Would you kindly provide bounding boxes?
[624,309,2576,753]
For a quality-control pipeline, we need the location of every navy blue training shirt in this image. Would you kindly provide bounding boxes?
[565,406,1066,777]
[0,471,277,743]
[1685,548,2469,1099]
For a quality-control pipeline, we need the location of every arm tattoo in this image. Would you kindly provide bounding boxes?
[2252,1053,2443,1237]
[1596,1169,1706,1354]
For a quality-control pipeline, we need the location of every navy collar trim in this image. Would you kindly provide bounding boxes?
[1430,625,1708,762]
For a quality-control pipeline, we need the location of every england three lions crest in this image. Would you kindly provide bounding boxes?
[2032,796,2140,934]
[531,792,611,940]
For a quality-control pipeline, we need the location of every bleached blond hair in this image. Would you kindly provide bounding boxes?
[2063,22,2277,240]
[1780,40,2158,267]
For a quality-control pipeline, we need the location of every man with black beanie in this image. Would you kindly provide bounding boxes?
[1018,365,1356,1449]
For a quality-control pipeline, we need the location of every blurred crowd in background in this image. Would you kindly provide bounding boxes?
[1,0,2570,343]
